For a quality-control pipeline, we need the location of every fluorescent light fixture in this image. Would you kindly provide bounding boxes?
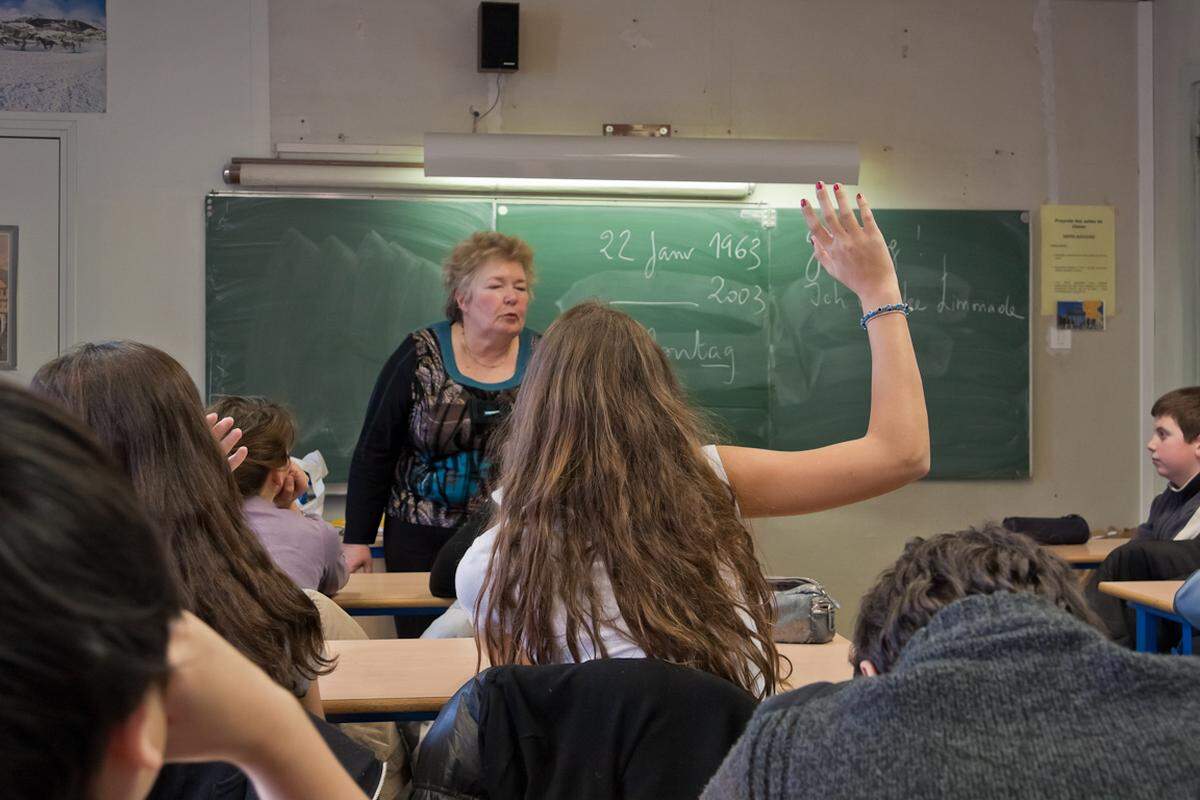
[223,158,753,198]
[424,132,859,184]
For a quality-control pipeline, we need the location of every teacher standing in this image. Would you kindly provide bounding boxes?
[343,232,537,632]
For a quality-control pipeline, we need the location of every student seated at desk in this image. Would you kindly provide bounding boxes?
[0,382,371,800]
[32,343,333,724]
[1085,387,1200,646]
[208,396,348,597]
[457,185,930,699]
[703,525,1200,799]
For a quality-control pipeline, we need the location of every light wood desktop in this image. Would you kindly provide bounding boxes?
[1098,580,1192,654]
[332,572,452,615]
[1044,537,1126,568]
[1097,580,1183,613]
[321,635,854,720]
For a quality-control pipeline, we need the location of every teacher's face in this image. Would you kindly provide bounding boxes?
[458,259,530,336]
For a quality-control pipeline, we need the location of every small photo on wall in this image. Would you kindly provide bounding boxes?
[1056,300,1105,331]
[0,1,107,113]
[0,225,15,370]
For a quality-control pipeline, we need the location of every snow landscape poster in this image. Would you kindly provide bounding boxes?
[0,1,106,113]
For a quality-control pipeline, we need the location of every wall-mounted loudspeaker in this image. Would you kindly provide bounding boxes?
[479,2,519,72]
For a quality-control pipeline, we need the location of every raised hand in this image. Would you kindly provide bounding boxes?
[801,182,901,310]
[207,412,248,471]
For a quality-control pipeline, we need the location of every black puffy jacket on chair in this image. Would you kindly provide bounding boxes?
[412,658,758,800]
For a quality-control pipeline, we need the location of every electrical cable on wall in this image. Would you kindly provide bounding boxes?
[470,72,504,133]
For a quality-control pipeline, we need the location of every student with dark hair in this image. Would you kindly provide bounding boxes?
[207,395,348,596]
[0,381,369,800]
[32,342,332,713]
[703,525,1200,799]
[1084,386,1200,646]
[1132,387,1200,542]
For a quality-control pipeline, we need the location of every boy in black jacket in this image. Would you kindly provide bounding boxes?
[1085,386,1200,645]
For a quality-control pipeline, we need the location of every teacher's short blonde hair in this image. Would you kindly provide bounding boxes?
[443,232,536,323]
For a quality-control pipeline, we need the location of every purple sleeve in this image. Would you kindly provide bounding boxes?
[308,513,349,596]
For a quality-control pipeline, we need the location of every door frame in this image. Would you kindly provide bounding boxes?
[0,120,77,353]
[1192,78,1200,384]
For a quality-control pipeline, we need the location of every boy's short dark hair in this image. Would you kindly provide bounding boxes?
[1151,387,1200,442]
[852,524,1098,674]
[207,395,296,499]
[0,381,181,800]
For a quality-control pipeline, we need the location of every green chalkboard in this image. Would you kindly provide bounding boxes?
[769,210,1031,479]
[205,196,494,481]
[496,203,771,445]
[206,195,1029,482]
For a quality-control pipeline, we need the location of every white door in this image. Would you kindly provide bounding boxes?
[0,135,60,384]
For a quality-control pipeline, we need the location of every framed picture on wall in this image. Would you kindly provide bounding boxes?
[0,225,16,370]
[0,2,108,113]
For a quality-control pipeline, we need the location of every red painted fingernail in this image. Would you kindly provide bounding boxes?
[857,193,862,200]
[815,181,824,190]
[834,183,841,191]
[801,198,808,207]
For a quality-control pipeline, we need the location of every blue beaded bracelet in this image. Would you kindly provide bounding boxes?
[859,302,912,330]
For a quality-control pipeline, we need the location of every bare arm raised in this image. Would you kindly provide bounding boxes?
[162,612,366,800]
[718,183,929,517]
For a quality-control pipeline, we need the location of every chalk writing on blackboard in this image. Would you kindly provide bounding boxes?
[646,328,737,385]
[797,240,1026,321]
[599,228,763,279]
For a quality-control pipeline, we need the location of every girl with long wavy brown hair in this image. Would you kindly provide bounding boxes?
[457,185,930,699]
[32,341,332,711]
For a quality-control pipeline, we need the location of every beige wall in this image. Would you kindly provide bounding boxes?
[0,0,1162,633]
[0,0,270,382]
[273,0,1144,626]
[1153,0,1200,395]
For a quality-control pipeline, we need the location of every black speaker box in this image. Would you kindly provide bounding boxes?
[479,2,519,72]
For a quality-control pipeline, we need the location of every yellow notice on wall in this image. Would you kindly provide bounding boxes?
[1040,205,1115,316]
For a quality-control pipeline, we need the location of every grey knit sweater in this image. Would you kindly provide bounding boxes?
[703,592,1200,799]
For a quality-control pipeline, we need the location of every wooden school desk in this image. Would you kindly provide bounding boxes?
[332,572,453,617]
[1044,537,1126,569]
[321,635,854,723]
[1098,580,1194,654]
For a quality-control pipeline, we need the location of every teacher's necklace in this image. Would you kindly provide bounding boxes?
[460,327,511,369]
